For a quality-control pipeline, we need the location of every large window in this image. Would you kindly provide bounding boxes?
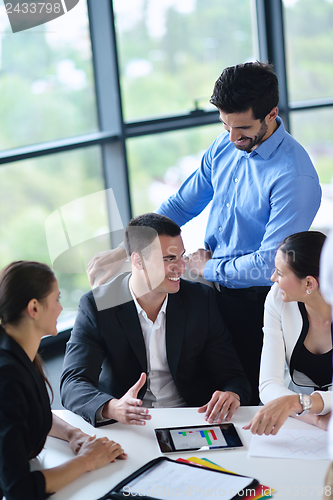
[290,107,333,233]
[114,0,257,120]
[0,147,105,326]
[127,124,222,251]
[121,0,333,238]
[0,1,98,149]
[283,0,333,102]
[0,1,106,327]
[127,125,222,214]
[115,0,259,252]
[1,0,333,333]
[283,0,333,233]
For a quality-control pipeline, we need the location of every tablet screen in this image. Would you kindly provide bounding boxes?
[154,423,243,453]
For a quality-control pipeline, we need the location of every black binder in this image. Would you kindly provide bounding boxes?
[98,456,258,500]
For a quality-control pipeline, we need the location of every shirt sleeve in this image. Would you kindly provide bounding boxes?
[204,173,322,287]
[156,138,217,225]
[311,391,331,415]
[259,286,299,403]
[95,404,113,424]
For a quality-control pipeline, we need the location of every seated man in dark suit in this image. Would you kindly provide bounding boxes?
[60,213,251,427]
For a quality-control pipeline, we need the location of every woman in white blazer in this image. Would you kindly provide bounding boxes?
[245,231,332,436]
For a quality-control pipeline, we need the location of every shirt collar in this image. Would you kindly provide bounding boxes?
[249,115,285,160]
[129,276,168,319]
[235,115,285,161]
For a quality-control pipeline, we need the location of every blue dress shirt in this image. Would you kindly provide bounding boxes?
[157,117,321,288]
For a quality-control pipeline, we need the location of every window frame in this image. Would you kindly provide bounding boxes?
[0,0,332,343]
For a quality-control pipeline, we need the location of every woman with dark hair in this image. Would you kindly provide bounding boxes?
[0,261,126,500]
[245,231,332,435]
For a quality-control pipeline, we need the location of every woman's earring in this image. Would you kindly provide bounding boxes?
[306,290,311,295]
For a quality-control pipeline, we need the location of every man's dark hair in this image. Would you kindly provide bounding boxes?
[124,213,181,256]
[210,61,279,121]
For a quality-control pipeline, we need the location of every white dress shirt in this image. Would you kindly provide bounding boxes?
[129,280,186,408]
[96,279,186,422]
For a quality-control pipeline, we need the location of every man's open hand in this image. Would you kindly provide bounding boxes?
[198,391,240,423]
[103,373,151,425]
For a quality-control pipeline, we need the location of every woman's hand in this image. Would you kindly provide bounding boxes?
[49,413,128,459]
[243,395,298,435]
[77,435,127,472]
[244,394,330,435]
[43,434,127,494]
[67,427,91,455]
[309,411,331,431]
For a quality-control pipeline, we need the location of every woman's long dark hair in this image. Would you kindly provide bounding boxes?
[278,231,327,280]
[0,261,56,399]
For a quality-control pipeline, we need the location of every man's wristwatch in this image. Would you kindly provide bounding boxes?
[296,394,312,416]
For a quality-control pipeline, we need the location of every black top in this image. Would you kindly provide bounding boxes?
[290,302,333,391]
[295,343,332,389]
[0,331,52,500]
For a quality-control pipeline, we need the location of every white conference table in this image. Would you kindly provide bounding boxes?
[31,407,330,500]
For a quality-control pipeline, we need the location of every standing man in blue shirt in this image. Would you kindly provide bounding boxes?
[88,61,321,405]
[156,61,321,404]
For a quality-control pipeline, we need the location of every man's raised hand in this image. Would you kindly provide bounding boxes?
[102,373,151,425]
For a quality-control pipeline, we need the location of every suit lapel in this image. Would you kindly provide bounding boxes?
[165,290,187,378]
[114,276,147,372]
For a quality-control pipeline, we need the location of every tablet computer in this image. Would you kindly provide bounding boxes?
[154,423,243,453]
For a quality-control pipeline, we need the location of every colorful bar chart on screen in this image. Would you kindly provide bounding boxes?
[170,427,227,450]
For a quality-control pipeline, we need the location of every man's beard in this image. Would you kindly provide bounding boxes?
[233,120,268,153]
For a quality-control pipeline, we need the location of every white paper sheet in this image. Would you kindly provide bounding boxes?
[248,428,329,460]
[122,460,255,500]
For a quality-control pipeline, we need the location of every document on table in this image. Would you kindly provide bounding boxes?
[248,428,329,460]
[121,459,255,500]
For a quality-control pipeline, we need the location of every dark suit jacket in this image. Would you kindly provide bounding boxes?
[60,274,251,426]
[0,331,52,500]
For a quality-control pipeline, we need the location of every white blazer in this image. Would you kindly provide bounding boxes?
[259,283,332,414]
